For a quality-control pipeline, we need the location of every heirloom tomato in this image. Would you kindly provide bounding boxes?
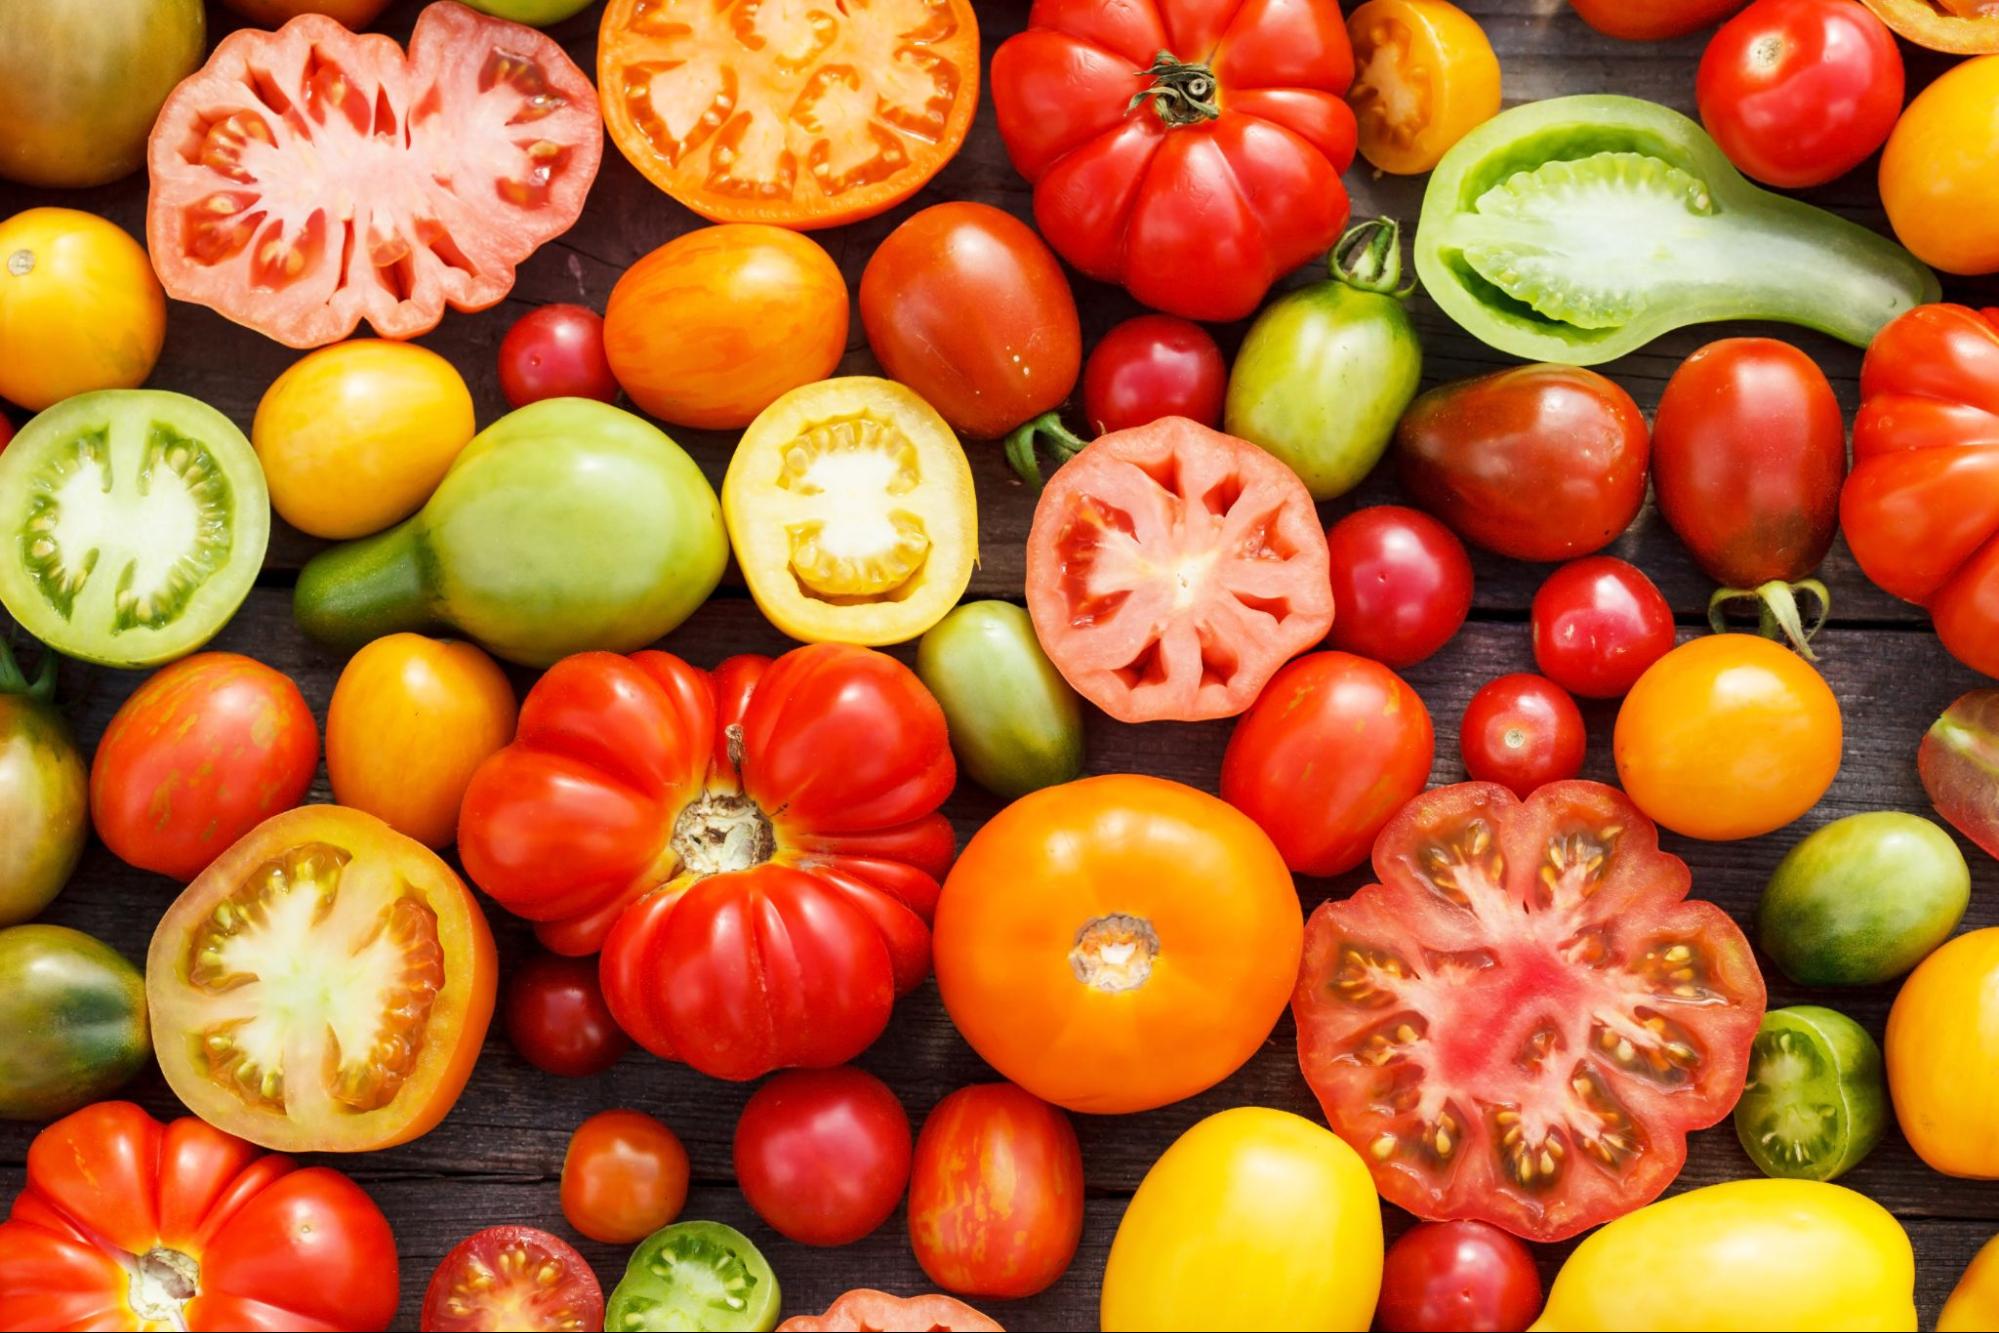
[1733,1004,1887,1183]
[1758,811,1968,985]
[460,643,955,1081]
[607,1223,780,1333]
[0,1100,399,1332]
[505,953,630,1079]
[0,208,165,412]
[1530,557,1676,700]
[1348,0,1502,175]
[147,806,498,1153]
[779,1291,1001,1333]
[1568,0,1749,38]
[935,775,1301,1114]
[562,1110,690,1245]
[1879,59,1999,275]
[1324,505,1473,668]
[1943,1234,1999,1333]
[0,925,149,1123]
[421,1226,602,1333]
[735,1066,912,1247]
[1082,315,1226,435]
[1377,1220,1542,1333]
[1294,781,1766,1242]
[1922,688,1999,859]
[1459,674,1587,799]
[916,601,1084,799]
[1886,927,1999,1178]
[499,304,618,408]
[0,639,88,926]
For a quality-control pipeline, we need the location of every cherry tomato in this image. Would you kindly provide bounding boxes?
[1531,558,1676,699]
[1325,505,1474,667]
[561,1109,690,1245]
[1081,315,1226,435]
[420,1226,603,1333]
[1459,674,1586,799]
[1377,1220,1545,1332]
[503,952,629,1079]
[734,1065,912,1247]
[498,304,618,408]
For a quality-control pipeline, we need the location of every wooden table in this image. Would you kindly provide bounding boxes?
[5,2,1998,1327]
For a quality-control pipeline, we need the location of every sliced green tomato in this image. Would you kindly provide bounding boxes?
[0,390,268,667]
[606,1221,780,1332]
[1734,1005,1887,1183]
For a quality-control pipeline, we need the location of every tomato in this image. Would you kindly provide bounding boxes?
[1396,365,1650,562]
[1880,58,1999,275]
[605,226,849,430]
[1614,634,1842,841]
[1734,1005,1887,1182]
[0,925,148,1122]
[916,601,1083,800]
[935,775,1301,1114]
[1758,812,1969,985]
[779,1291,1001,1333]
[0,639,87,926]
[92,654,319,882]
[147,805,498,1153]
[1025,418,1333,723]
[0,414,11,451]
[462,0,594,22]
[504,952,630,1079]
[1376,1220,1543,1333]
[991,0,1357,321]
[607,1222,780,1333]
[734,1066,912,1247]
[1886,926,1999,1177]
[1294,781,1766,1241]
[499,304,618,408]
[1325,506,1473,667]
[1348,0,1502,175]
[1568,0,1749,39]
[1530,558,1676,700]
[254,341,477,540]
[1459,674,1587,800]
[147,5,602,348]
[1862,0,1999,52]
[421,1226,603,1333]
[597,0,978,229]
[1101,1107,1383,1331]
[460,644,954,1080]
[221,1,393,25]
[723,378,976,646]
[0,208,165,412]
[908,1083,1084,1299]
[562,1109,690,1245]
[1922,689,1999,859]
[1942,1234,1999,1333]
[1082,316,1227,436]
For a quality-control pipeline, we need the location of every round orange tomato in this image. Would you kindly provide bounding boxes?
[1886,926,1999,1178]
[1614,634,1842,840]
[562,1109,691,1245]
[147,805,498,1153]
[1880,55,1999,276]
[0,208,165,411]
[326,634,517,848]
[933,774,1302,1114]
[1348,0,1502,174]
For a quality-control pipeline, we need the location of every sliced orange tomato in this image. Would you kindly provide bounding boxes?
[1861,0,1999,52]
[1347,0,1502,175]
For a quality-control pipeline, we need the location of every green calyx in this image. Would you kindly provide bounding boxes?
[1708,578,1830,660]
[0,637,58,704]
[1006,411,1093,491]
[1130,51,1220,127]
[1331,217,1415,298]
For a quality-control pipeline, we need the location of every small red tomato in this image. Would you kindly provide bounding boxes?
[1531,558,1676,699]
[1325,505,1474,667]
[561,1108,691,1245]
[1081,315,1227,435]
[734,1065,912,1247]
[420,1225,604,1333]
[503,952,629,1078]
[1459,674,1587,799]
[498,304,619,408]
[1377,1220,1544,1332]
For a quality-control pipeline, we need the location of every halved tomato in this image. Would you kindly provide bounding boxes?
[146,3,602,348]
[146,805,498,1153]
[1293,781,1766,1242]
[598,0,980,229]
[779,1290,1002,1333]
[1024,417,1333,723]
[420,1226,603,1333]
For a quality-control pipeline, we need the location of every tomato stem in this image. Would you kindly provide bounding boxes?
[1129,51,1222,127]
[0,635,57,703]
[1006,411,1092,491]
[1707,578,1831,661]
[1331,217,1416,297]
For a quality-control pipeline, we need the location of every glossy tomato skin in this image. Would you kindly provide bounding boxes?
[1570,0,1748,38]
[1377,1220,1544,1333]
[0,651,88,926]
[779,1291,1002,1333]
[1348,0,1503,175]
[908,1083,1085,1299]
[1880,57,1999,275]
[1459,674,1587,799]
[1921,689,1999,860]
[0,925,149,1122]
[1082,315,1226,434]
[734,1066,912,1247]
[498,304,618,408]
[1887,927,1999,1177]
[420,1226,602,1333]
[503,953,629,1078]
[1530,558,1677,699]
[0,208,166,412]
[562,1109,690,1245]
[1325,506,1474,667]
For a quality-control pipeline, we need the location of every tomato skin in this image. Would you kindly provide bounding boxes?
[1921,689,1999,861]
[1348,0,1503,175]
[1377,1220,1544,1333]
[1886,927,1999,1178]
[1459,674,1587,799]
[503,952,630,1078]
[1568,0,1748,39]
[1530,558,1677,699]
[0,208,166,412]
[1325,506,1473,667]
[561,1110,690,1246]
[221,1,393,24]
[0,652,88,926]
[734,1066,912,1247]
[779,1291,1002,1333]
[499,304,619,408]
[420,1226,602,1333]
[0,925,149,1122]
[1082,315,1227,435]
[1880,57,1999,275]
[1941,1233,1999,1333]
[908,1083,1085,1299]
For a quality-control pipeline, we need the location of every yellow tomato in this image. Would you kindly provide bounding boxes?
[252,341,476,539]
[1886,926,1999,1178]
[1880,56,1999,275]
[326,634,518,848]
[1613,634,1841,840]
[1347,0,1501,175]
[1101,1107,1381,1332]
[723,377,976,645]
[1941,1232,1999,1333]
[0,208,163,411]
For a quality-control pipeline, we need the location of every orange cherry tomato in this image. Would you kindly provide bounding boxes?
[1347,0,1502,175]
[562,1109,691,1245]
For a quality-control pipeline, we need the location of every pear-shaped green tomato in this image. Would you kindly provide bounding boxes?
[917,600,1084,799]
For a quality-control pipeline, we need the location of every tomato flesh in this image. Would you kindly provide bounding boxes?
[421,1226,603,1333]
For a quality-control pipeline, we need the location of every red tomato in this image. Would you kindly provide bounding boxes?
[1377,1220,1544,1333]
[1459,674,1587,800]
[420,1226,602,1333]
[908,1083,1085,1299]
[0,1101,398,1331]
[561,1109,690,1246]
[0,412,12,453]
[779,1291,1002,1333]
[498,304,618,408]
[1294,781,1767,1241]
[734,1066,912,1248]
[90,653,319,881]
[1531,558,1676,699]
[458,643,955,1081]
[1222,652,1435,877]
[1569,0,1748,39]
[503,952,629,1078]
[991,0,1357,321]
[1696,0,1903,189]
[145,5,601,349]
[1082,315,1227,435]
[1025,418,1333,723]
[1325,505,1474,667]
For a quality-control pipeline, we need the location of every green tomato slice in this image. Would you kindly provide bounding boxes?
[606,1221,780,1332]
[0,390,268,668]
[1733,1005,1887,1183]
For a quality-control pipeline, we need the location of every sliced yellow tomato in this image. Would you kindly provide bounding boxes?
[0,208,164,411]
[1347,0,1502,175]
[723,376,977,645]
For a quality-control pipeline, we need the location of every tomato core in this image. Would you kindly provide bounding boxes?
[670,790,776,877]
[130,1247,199,1323]
[8,247,32,277]
[1134,53,1222,127]
[1070,913,1160,992]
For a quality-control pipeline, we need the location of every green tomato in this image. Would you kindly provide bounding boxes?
[916,600,1084,799]
[460,0,596,21]
[0,925,150,1121]
[1758,811,1969,986]
[0,643,88,926]
[607,1221,780,1332]
[1734,1005,1887,1183]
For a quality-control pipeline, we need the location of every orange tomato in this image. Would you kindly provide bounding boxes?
[326,634,517,849]
[1347,0,1502,175]
[1879,55,1999,276]
[561,1109,691,1245]
[1886,926,1999,1179]
[932,774,1303,1114]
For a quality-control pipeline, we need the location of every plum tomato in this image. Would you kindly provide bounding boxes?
[916,601,1084,800]
[1531,557,1676,700]
[498,304,618,408]
[503,952,630,1078]
[1459,674,1586,799]
[1294,781,1767,1241]
[420,1226,603,1333]
[1348,0,1503,175]
[1920,689,1999,862]
[1325,505,1474,667]
[1758,812,1969,986]
[1377,1219,1544,1333]
[0,207,165,412]
[606,1221,780,1333]
[1082,315,1227,436]
[734,1066,913,1248]
[779,1291,1002,1333]
[562,1109,690,1246]
[1733,1005,1887,1183]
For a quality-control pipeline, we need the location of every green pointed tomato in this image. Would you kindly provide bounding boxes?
[916,601,1084,800]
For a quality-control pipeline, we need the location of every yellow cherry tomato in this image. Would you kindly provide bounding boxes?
[1886,926,1999,1179]
[1613,634,1841,840]
[1531,1178,1916,1331]
[326,633,517,848]
[0,208,164,411]
[1347,0,1502,175]
[1941,1232,1999,1333]
[1101,1107,1382,1332]
[252,341,476,539]
[1880,55,1999,276]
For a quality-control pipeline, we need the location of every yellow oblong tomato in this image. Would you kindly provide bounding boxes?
[1347,0,1502,175]
[724,377,976,645]
[933,774,1302,1115]
[1101,1107,1383,1332]
[147,804,498,1153]
[1941,1232,1999,1332]
[0,208,164,411]
[1886,926,1999,1178]
[1881,56,1999,276]
[326,634,518,848]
